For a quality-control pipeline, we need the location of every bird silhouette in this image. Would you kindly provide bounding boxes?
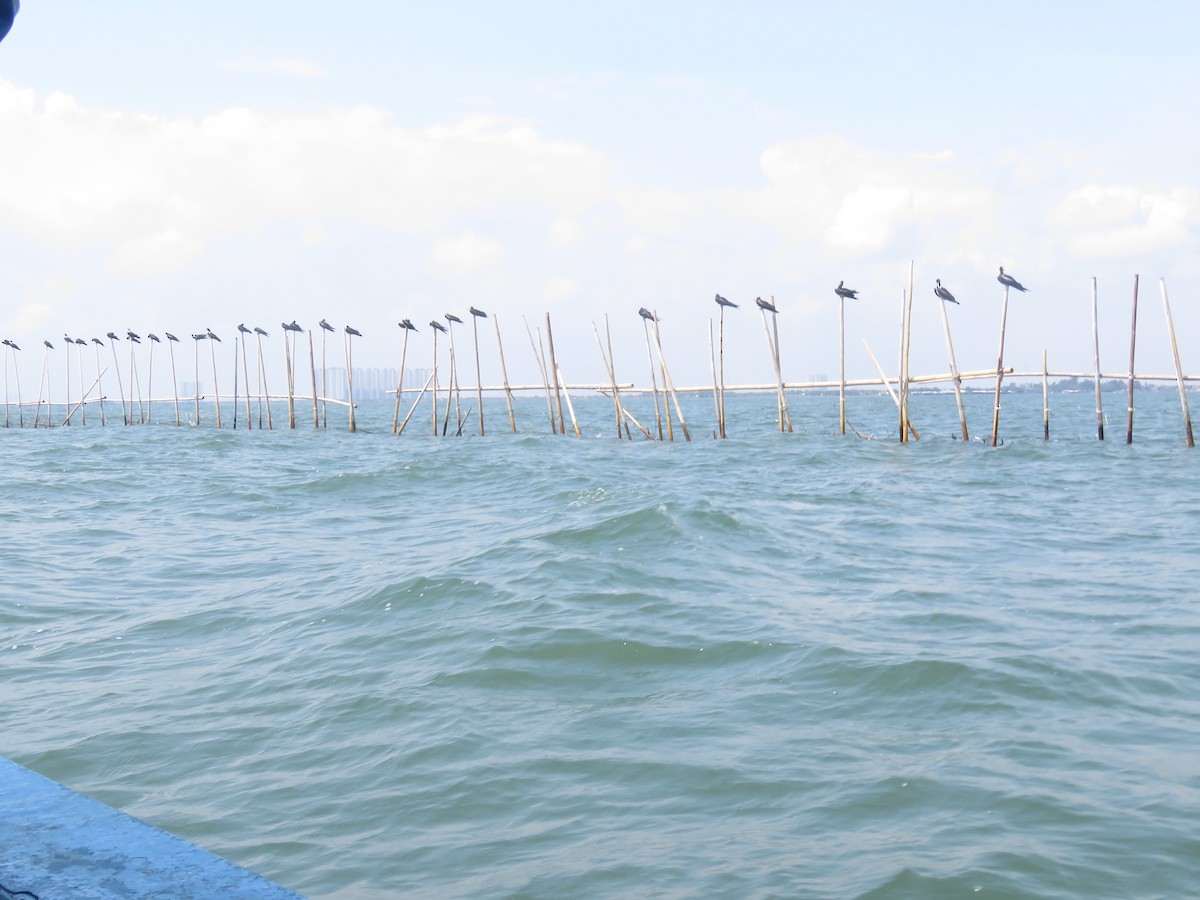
[399,319,418,331]
[469,306,487,318]
[75,337,87,346]
[237,323,251,335]
[43,340,53,349]
[445,313,463,324]
[755,297,778,313]
[206,328,220,342]
[165,333,180,342]
[107,332,119,342]
[715,294,738,309]
[148,333,161,342]
[934,279,959,305]
[91,338,104,346]
[345,325,362,337]
[127,330,141,342]
[997,267,1030,292]
[638,307,657,321]
[283,321,302,333]
[319,319,334,332]
[835,281,859,300]
[430,320,448,333]
[253,327,268,337]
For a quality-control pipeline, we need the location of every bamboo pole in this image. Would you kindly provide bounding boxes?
[758,305,790,433]
[594,320,624,439]
[1091,277,1104,440]
[61,370,105,427]
[640,316,664,440]
[936,288,968,440]
[494,316,517,432]
[718,303,728,438]
[1126,275,1139,444]
[863,338,920,441]
[2,344,9,428]
[471,309,486,436]
[991,285,1011,447]
[556,364,582,437]
[321,324,329,429]
[606,316,630,440]
[441,340,455,436]
[431,324,440,436]
[34,343,50,428]
[544,313,566,435]
[621,404,654,439]
[651,311,691,441]
[233,337,240,429]
[900,264,915,444]
[192,336,202,425]
[128,339,142,424]
[285,328,296,429]
[94,341,107,426]
[13,346,23,427]
[255,330,272,430]
[446,318,463,434]
[238,331,252,429]
[523,317,555,433]
[397,371,435,436]
[63,336,71,426]
[839,294,846,436]
[391,326,411,435]
[208,332,222,429]
[709,319,721,438]
[1042,350,1050,441]
[110,337,128,425]
[1160,277,1194,447]
[771,300,791,432]
[344,329,356,433]
[309,331,320,430]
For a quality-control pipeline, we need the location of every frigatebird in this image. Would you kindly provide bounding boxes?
[934,279,959,305]
[835,281,859,300]
[237,324,251,335]
[206,328,220,342]
[445,313,463,324]
[127,330,141,343]
[165,332,179,342]
[283,321,302,333]
[253,327,267,337]
[399,319,418,331]
[43,340,53,349]
[319,319,334,332]
[469,307,487,318]
[997,267,1029,293]
[91,338,104,346]
[715,294,738,309]
[107,332,120,342]
[755,297,778,313]
[345,325,362,337]
[430,320,448,333]
[638,307,657,321]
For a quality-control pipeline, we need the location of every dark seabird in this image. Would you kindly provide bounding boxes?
[755,297,778,313]
[430,320,448,333]
[319,319,334,332]
[284,321,302,332]
[445,313,463,324]
[166,332,180,342]
[43,340,53,349]
[835,281,859,300]
[2,339,15,350]
[345,325,362,337]
[714,294,738,309]
[148,334,161,343]
[638,307,657,321]
[399,319,418,331]
[75,337,87,346]
[107,331,120,341]
[192,333,207,341]
[469,306,487,318]
[237,323,251,335]
[934,279,958,305]
[127,331,141,344]
[206,328,220,342]
[997,267,1030,292]
[91,338,104,346]
[253,327,267,337]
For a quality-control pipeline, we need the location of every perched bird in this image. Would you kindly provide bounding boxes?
[237,323,251,335]
[253,327,267,337]
[107,331,120,341]
[637,307,657,321]
[63,333,73,344]
[714,294,738,309]
[399,319,418,331]
[934,279,958,305]
[75,337,87,346]
[997,267,1030,292]
[755,297,778,313]
[91,338,104,346]
[835,281,859,300]
[345,325,362,337]
[43,340,53,349]
[469,306,487,318]
[283,321,302,333]
[445,313,463,324]
[165,332,180,342]
[319,319,334,332]
[192,333,207,341]
[1,339,17,350]
[206,328,220,342]
[430,320,448,333]
[148,334,161,343]
[127,330,141,342]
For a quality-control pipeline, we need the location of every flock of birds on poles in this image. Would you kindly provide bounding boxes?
[3,264,1197,445]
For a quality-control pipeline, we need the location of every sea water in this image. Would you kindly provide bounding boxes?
[3,389,1199,898]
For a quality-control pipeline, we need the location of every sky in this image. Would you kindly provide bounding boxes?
[2,1,1199,395]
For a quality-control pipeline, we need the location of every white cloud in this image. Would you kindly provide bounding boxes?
[218,58,327,79]
[1048,185,1195,257]
[108,228,203,275]
[431,233,504,271]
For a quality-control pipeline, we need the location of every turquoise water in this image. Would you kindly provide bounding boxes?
[3,390,1199,898]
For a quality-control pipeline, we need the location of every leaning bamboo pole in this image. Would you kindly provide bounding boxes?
[397,371,435,436]
[651,311,691,441]
[594,320,624,439]
[309,332,320,430]
[936,288,968,440]
[1160,277,1194,447]
[523,317,555,434]
[110,338,128,425]
[1126,275,1139,444]
[640,316,664,440]
[61,370,105,427]
[255,330,272,430]
[344,330,356,433]
[1042,350,1050,441]
[556,364,582,438]
[863,338,920,441]
[493,316,517,432]
[390,326,411,435]
[758,305,790,433]
[208,334,222,429]
[606,316,630,440]
[991,284,1012,447]
[1091,277,1104,440]
[544,313,566,435]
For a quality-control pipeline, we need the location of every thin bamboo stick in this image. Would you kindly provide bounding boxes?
[839,294,846,436]
[309,331,320,430]
[471,309,486,436]
[255,330,272,430]
[344,329,357,433]
[284,328,296,430]
[759,306,790,433]
[192,336,202,425]
[936,287,968,440]
[208,332,222,429]
[1160,277,1194,447]
[233,337,240,429]
[391,326,411,435]
[431,324,440,436]
[110,337,128,425]
[397,371,435,436]
[1042,350,1050,441]
[651,311,691,441]
[95,340,108,426]
[863,338,920,441]
[640,316,664,440]
[61,370,105,426]
[1126,275,1139,444]
[63,335,71,426]
[238,330,252,429]
[494,316,517,432]
[522,317,555,433]
[545,313,566,435]
[709,319,721,438]
[621,404,655,439]
[718,303,728,438]
[593,320,623,439]
[1091,277,1104,440]
[606,316,630,440]
[555,364,581,437]
[991,284,1011,447]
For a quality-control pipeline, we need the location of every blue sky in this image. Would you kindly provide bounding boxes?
[2,1,1199,392]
